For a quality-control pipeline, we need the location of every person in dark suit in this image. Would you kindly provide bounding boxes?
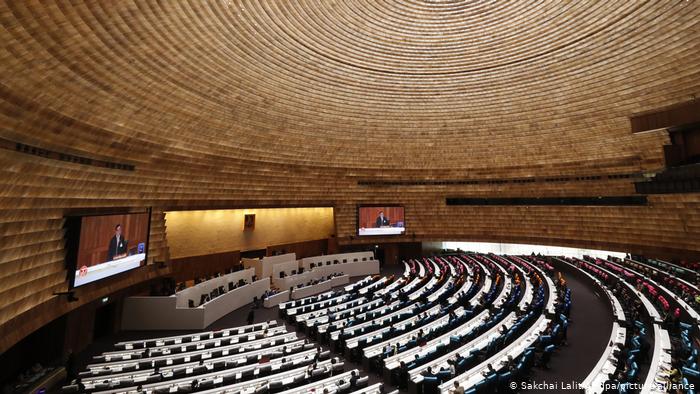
[375,211,390,227]
[65,350,76,382]
[107,224,128,261]
[349,370,358,387]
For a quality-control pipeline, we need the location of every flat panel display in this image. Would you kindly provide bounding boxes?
[357,206,405,236]
[68,212,150,287]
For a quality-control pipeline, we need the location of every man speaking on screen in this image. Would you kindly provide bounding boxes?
[107,224,128,261]
[375,211,390,227]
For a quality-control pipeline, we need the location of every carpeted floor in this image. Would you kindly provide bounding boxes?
[522,270,613,394]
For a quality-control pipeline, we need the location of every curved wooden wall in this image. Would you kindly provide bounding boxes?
[1,0,699,351]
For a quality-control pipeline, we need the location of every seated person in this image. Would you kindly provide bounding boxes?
[482,363,496,377]
[349,370,358,387]
[449,381,465,394]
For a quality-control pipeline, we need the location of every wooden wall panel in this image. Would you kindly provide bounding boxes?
[0,190,170,352]
[631,100,700,133]
[164,208,335,259]
[169,251,241,283]
[266,238,329,259]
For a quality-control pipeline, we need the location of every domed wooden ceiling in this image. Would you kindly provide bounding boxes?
[2,0,699,171]
[1,0,700,353]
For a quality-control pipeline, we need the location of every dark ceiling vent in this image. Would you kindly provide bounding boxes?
[358,173,637,187]
[446,196,648,206]
[1,137,135,171]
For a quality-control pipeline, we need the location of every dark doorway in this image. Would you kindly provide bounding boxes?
[374,245,385,266]
[93,303,116,339]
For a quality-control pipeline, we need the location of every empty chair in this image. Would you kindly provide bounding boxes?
[497,371,513,392]
[225,360,241,369]
[240,368,254,380]
[258,365,272,376]
[171,367,187,378]
[289,374,306,387]
[254,386,269,394]
[540,344,555,368]
[153,358,168,368]
[189,354,202,362]
[355,376,369,388]
[184,344,197,352]
[61,385,79,393]
[268,380,284,393]
[336,382,351,394]
[310,368,327,381]
[198,380,215,390]
[683,366,700,384]
[145,375,162,384]
[422,376,439,394]
[192,365,207,374]
[222,372,237,384]
[268,351,283,359]
[153,386,170,394]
